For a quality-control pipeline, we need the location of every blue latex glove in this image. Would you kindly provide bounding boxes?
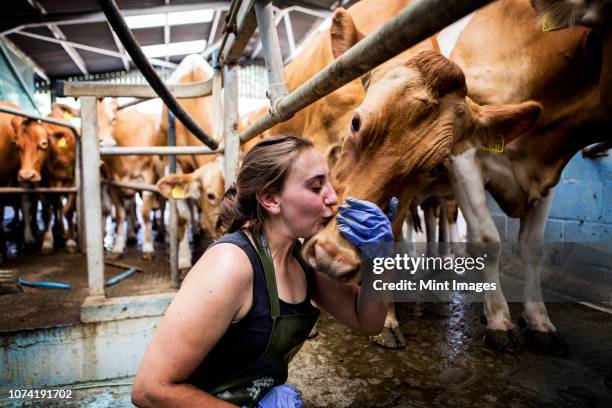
[255,384,302,408]
[336,197,398,258]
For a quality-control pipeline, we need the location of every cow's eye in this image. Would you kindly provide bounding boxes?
[207,192,216,201]
[428,163,445,177]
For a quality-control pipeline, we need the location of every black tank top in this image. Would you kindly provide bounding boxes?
[188,229,316,391]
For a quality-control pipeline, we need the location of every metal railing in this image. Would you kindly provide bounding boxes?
[50,0,493,299]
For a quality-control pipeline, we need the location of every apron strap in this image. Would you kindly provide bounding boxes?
[252,228,281,319]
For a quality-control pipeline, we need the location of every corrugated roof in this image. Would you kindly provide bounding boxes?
[0,0,358,80]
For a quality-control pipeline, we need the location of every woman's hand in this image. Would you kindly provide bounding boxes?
[336,196,398,257]
[252,384,302,408]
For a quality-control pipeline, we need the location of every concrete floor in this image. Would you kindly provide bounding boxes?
[1,301,610,407]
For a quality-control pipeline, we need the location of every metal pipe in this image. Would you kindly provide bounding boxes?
[168,111,180,289]
[254,1,288,108]
[220,0,264,64]
[240,0,493,143]
[97,0,219,150]
[56,78,212,99]
[81,96,105,297]
[117,98,152,110]
[223,64,240,189]
[75,131,83,251]
[0,187,78,194]
[100,179,159,194]
[100,146,223,156]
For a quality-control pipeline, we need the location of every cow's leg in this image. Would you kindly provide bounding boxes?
[63,193,77,252]
[449,150,523,353]
[21,193,36,247]
[177,199,192,274]
[370,303,406,349]
[438,199,451,257]
[154,196,166,243]
[109,190,126,259]
[41,197,54,255]
[101,185,113,243]
[518,192,568,355]
[125,197,138,246]
[141,191,154,260]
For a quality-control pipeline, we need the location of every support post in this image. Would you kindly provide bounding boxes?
[254,1,288,107]
[223,64,240,189]
[167,111,180,289]
[80,96,105,297]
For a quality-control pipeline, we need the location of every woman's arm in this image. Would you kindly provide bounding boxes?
[311,271,388,335]
[131,243,253,408]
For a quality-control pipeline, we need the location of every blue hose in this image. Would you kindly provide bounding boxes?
[105,268,138,286]
[18,277,71,289]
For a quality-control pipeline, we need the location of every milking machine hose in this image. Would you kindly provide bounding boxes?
[18,278,71,290]
[96,0,219,150]
[105,267,138,286]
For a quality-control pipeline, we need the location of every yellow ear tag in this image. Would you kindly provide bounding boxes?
[63,111,73,121]
[58,137,68,149]
[481,134,505,153]
[171,185,186,199]
[542,14,569,32]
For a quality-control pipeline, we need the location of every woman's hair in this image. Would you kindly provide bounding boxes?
[216,135,314,237]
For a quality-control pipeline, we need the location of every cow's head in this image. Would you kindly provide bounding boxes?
[302,9,542,282]
[10,117,49,183]
[157,156,225,238]
[97,99,117,147]
[531,0,612,28]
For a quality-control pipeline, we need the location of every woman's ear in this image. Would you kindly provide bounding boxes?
[256,192,281,215]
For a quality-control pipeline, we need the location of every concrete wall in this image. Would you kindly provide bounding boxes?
[488,153,612,242]
[0,293,174,388]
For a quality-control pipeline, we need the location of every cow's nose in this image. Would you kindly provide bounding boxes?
[18,170,40,182]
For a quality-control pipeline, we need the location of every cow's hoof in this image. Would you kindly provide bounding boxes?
[154,232,166,243]
[107,251,123,261]
[126,236,137,246]
[370,326,407,349]
[41,245,54,256]
[525,330,569,356]
[142,251,154,261]
[308,324,319,339]
[65,240,78,253]
[484,327,525,353]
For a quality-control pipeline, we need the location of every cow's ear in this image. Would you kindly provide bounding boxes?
[473,100,542,145]
[325,142,342,170]
[156,174,199,200]
[10,115,25,135]
[330,8,364,59]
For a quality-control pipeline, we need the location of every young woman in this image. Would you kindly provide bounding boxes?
[131,135,396,407]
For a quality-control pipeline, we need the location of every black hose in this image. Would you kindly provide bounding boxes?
[97,0,219,150]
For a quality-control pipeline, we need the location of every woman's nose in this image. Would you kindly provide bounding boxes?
[324,183,339,207]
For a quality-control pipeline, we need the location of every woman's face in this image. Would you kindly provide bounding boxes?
[277,148,339,239]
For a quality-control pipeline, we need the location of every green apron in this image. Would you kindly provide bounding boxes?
[208,230,320,407]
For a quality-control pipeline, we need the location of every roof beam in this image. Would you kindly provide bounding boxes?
[14,30,177,69]
[26,0,89,75]
[1,3,230,36]
[0,35,48,80]
[108,25,130,71]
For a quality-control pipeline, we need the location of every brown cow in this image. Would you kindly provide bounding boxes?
[156,156,225,271]
[0,102,21,263]
[37,103,79,254]
[102,107,164,259]
[300,11,541,348]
